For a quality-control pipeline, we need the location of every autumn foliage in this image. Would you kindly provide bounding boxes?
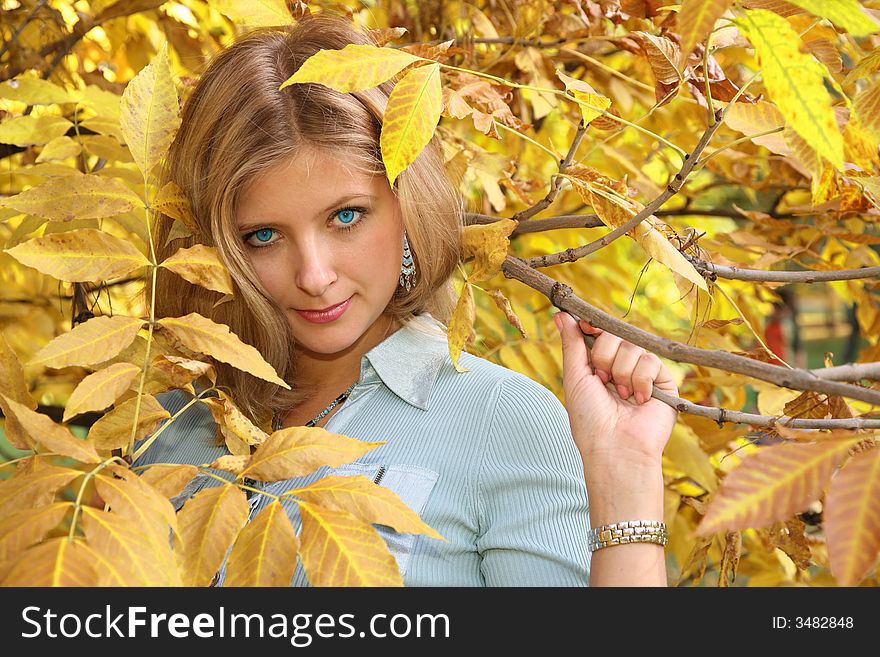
[1,0,879,587]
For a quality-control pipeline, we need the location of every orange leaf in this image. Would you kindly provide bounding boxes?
[696,439,858,534]
[824,446,880,586]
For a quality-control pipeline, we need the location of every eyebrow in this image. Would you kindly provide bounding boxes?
[236,193,378,232]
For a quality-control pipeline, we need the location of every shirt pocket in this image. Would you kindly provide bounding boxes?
[329,462,440,579]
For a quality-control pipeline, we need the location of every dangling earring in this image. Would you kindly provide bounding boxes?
[399,230,417,291]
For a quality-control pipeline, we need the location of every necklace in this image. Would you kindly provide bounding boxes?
[273,381,358,431]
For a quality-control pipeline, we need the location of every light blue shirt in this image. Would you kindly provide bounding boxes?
[134,313,591,586]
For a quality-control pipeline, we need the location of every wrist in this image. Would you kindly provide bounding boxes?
[584,464,664,527]
[580,447,663,484]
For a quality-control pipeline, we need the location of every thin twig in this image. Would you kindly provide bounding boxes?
[512,120,587,221]
[650,388,880,429]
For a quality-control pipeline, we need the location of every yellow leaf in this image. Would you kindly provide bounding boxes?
[0,77,78,105]
[1,537,97,586]
[783,390,830,419]
[380,62,443,185]
[854,82,880,137]
[633,32,682,84]
[241,426,383,482]
[824,446,880,586]
[783,0,879,36]
[0,172,142,222]
[148,354,215,394]
[556,71,612,125]
[207,455,251,475]
[35,136,82,163]
[159,244,234,295]
[722,100,788,154]
[735,9,844,170]
[0,331,36,450]
[461,219,517,281]
[157,313,289,388]
[152,181,198,231]
[5,228,151,282]
[81,134,132,163]
[844,46,880,85]
[0,115,73,147]
[28,315,144,369]
[89,393,170,450]
[298,502,403,586]
[208,0,291,24]
[665,425,718,493]
[697,439,858,535]
[279,43,422,93]
[765,518,812,570]
[677,0,733,67]
[97,465,179,541]
[0,502,71,564]
[486,288,527,338]
[81,84,120,122]
[178,484,250,586]
[63,362,141,421]
[1,396,101,463]
[202,396,269,450]
[81,507,178,586]
[718,530,742,586]
[225,500,299,586]
[447,282,475,373]
[120,42,181,178]
[80,117,125,144]
[0,466,81,517]
[138,463,199,499]
[292,475,443,539]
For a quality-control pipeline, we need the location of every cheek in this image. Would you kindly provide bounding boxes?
[249,258,286,302]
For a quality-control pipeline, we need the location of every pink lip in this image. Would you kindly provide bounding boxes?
[294,296,352,323]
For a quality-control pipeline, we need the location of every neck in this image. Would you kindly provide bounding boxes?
[291,313,400,397]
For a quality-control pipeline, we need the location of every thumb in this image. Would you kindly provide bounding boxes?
[554,311,593,384]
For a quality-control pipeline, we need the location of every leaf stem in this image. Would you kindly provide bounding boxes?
[696,127,785,169]
[494,120,561,160]
[67,455,128,541]
[130,386,218,463]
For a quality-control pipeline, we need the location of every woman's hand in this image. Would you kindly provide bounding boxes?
[553,311,678,468]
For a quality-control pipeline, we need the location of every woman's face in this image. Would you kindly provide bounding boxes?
[235,146,404,359]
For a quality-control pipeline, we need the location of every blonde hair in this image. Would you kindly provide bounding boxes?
[153,13,463,421]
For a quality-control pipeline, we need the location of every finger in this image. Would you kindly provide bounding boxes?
[631,352,662,404]
[609,341,644,400]
[554,312,593,382]
[654,360,679,396]
[588,331,623,385]
[578,319,603,335]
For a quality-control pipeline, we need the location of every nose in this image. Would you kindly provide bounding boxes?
[292,236,337,298]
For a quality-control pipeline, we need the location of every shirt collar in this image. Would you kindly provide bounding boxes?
[358,313,449,410]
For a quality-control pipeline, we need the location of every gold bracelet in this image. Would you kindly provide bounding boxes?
[587,520,668,553]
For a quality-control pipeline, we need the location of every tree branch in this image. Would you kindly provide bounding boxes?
[685,255,880,283]
[650,388,880,429]
[501,255,880,406]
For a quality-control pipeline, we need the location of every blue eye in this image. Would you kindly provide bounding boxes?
[243,227,278,248]
[331,207,367,231]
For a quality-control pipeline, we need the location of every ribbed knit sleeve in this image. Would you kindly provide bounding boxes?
[476,375,591,586]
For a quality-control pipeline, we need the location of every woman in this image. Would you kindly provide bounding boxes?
[135,12,678,586]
